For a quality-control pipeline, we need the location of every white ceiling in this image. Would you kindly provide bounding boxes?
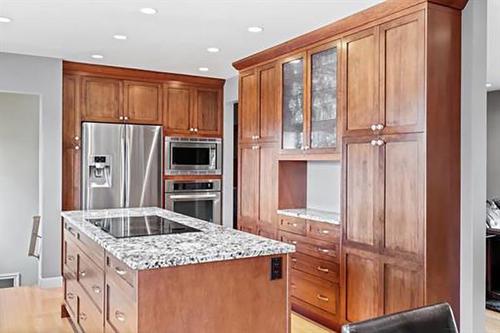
[0,0,384,79]
[488,0,500,91]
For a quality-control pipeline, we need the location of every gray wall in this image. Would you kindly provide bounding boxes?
[0,53,62,286]
[222,76,238,228]
[487,91,500,198]
[307,161,341,213]
[0,92,40,286]
[460,0,487,331]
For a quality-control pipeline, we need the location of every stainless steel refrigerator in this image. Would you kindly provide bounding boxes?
[82,122,162,210]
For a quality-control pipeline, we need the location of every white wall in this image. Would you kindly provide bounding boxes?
[0,52,62,287]
[306,161,341,213]
[460,0,487,331]
[0,93,40,286]
[222,76,238,228]
[487,91,500,198]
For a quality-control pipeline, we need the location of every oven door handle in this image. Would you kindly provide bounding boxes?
[167,194,218,199]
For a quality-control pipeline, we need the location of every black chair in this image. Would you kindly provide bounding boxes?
[341,303,458,333]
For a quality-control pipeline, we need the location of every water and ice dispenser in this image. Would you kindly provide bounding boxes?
[88,155,112,188]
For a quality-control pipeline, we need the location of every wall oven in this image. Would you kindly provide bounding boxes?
[165,137,222,175]
[164,179,222,225]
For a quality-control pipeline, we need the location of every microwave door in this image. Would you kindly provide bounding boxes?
[170,143,214,171]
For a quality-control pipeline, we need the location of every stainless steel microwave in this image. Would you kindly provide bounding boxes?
[165,137,222,175]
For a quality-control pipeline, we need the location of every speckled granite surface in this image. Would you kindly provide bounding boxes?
[277,208,340,225]
[62,207,294,271]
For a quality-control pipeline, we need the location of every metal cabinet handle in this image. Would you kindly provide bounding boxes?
[291,257,297,263]
[320,229,330,234]
[67,255,75,262]
[194,128,198,132]
[92,285,101,294]
[80,312,87,321]
[376,124,384,131]
[317,248,329,254]
[290,240,298,245]
[317,266,329,273]
[371,124,384,131]
[67,292,75,300]
[119,116,124,120]
[376,139,385,146]
[74,136,79,141]
[74,145,80,150]
[124,116,129,121]
[287,222,298,227]
[251,145,260,150]
[114,266,127,276]
[115,311,126,322]
[80,270,86,278]
[370,139,377,146]
[316,294,329,302]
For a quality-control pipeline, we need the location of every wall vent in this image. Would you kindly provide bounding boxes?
[0,273,20,288]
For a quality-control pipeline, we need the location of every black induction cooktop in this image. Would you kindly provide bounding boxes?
[85,215,201,238]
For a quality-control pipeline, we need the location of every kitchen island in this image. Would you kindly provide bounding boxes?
[61,207,295,333]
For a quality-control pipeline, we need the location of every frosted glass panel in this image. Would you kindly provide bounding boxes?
[311,47,337,149]
[282,58,304,150]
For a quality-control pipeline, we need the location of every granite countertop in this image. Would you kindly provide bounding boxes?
[277,208,340,225]
[62,207,295,271]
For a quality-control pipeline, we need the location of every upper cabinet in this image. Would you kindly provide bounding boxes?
[124,81,163,125]
[81,76,123,123]
[163,84,222,137]
[280,41,340,157]
[239,63,279,143]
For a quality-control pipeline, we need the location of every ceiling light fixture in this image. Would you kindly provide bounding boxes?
[140,7,157,15]
[198,67,209,72]
[207,47,220,53]
[113,34,128,40]
[248,26,263,33]
[91,54,104,59]
[0,16,12,23]
[486,83,493,88]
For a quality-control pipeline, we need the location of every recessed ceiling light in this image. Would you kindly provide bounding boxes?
[140,7,157,15]
[207,47,220,53]
[248,26,263,33]
[113,34,127,40]
[198,67,209,72]
[91,54,104,59]
[486,83,493,88]
[0,16,12,23]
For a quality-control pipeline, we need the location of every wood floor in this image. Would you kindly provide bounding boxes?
[0,287,499,333]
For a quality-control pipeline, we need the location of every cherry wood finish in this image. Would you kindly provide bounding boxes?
[81,76,123,123]
[258,63,280,142]
[123,81,162,125]
[291,269,339,316]
[163,84,192,135]
[194,87,222,136]
[258,143,279,235]
[238,70,259,143]
[290,252,339,283]
[238,143,260,231]
[279,215,308,236]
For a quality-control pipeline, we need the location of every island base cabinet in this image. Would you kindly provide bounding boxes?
[136,255,289,333]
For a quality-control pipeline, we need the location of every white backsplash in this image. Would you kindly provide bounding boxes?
[306,161,341,213]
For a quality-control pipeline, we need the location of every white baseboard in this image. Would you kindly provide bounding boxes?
[38,276,62,288]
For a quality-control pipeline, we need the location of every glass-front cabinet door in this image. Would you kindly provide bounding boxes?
[309,41,339,152]
[281,55,305,151]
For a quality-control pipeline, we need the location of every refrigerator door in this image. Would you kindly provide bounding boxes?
[125,124,162,208]
[82,122,125,210]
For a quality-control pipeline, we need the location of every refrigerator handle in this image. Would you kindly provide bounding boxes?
[120,125,127,207]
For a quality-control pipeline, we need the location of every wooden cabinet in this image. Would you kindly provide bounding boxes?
[163,84,222,137]
[82,76,123,123]
[239,63,279,144]
[124,81,162,125]
[237,143,278,237]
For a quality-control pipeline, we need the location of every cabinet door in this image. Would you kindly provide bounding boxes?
[81,76,123,122]
[344,248,381,322]
[382,134,424,260]
[258,64,279,142]
[342,28,379,136]
[383,259,423,315]
[239,70,259,143]
[238,144,260,230]
[281,54,306,152]
[194,87,222,136]
[258,143,278,232]
[163,85,193,135]
[124,81,162,125]
[380,11,425,134]
[343,137,382,251]
[308,40,340,153]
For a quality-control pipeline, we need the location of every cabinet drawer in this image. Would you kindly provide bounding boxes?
[307,220,340,242]
[65,221,105,267]
[279,231,338,262]
[64,239,78,277]
[79,291,104,333]
[106,278,137,333]
[79,252,104,312]
[290,252,339,283]
[106,253,136,293]
[65,278,79,318]
[279,215,307,235]
[291,269,339,315]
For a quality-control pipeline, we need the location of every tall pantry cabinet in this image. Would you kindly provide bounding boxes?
[235,0,465,330]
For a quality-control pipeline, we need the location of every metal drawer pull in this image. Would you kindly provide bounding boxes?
[80,271,86,278]
[316,294,329,302]
[320,230,330,234]
[67,292,75,300]
[115,311,126,322]
[287,222,298,227]
[291,257,297,263]
[251,145,260,150]
[67,255,75,262]
[114,266,127,276]
[291,283,297,289]
[80,312,87,321]
[317,248,329,254]
[290,240,298,245]
[317,266,329,273]
[92,285,101,294]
